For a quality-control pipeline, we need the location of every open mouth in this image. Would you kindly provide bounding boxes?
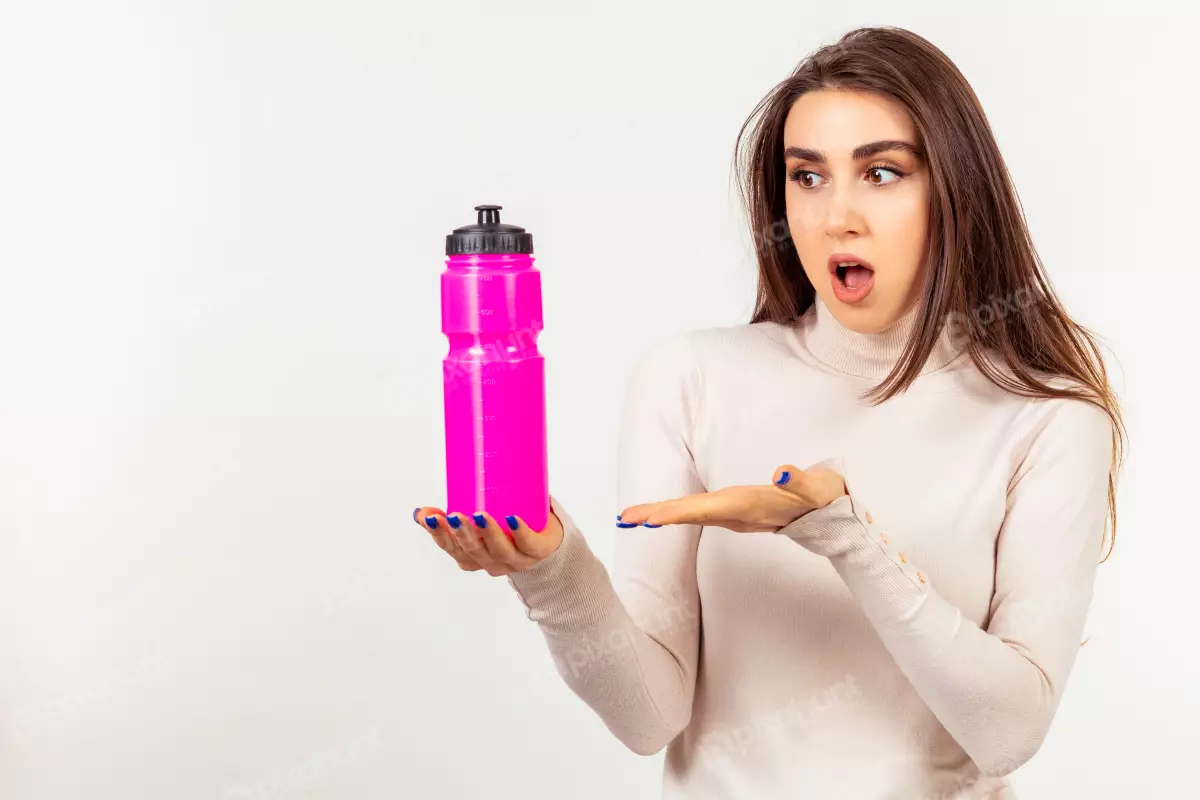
[826,253,876,303]
[833,260,875,290]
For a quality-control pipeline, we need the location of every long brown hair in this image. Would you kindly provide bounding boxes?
[733,26,1126,560]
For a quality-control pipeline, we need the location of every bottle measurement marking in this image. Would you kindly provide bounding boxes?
[477,404,497,481]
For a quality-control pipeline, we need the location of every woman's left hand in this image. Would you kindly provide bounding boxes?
[617,463,847,533]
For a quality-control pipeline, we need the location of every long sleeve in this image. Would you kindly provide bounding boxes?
[506,333,707,755]
[776,397,1114,777]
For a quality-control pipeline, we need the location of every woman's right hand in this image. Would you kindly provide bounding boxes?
[412,505,564,576]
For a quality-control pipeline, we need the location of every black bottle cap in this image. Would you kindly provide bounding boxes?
[445,204,534,255]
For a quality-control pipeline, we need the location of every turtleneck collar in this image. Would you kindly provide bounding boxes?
[800,295,964,379]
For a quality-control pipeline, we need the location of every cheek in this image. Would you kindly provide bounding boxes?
[871,192,928,280]
[789,228,826,282]
[786,199,825,270]
[787,193,829,236]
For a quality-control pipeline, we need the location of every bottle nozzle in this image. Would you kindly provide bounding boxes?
[447,204,532,255]
[474,204,502,225]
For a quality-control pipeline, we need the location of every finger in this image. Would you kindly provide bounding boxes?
[772,464,802,490]
[414,507,448,544]
[419,512,482,571]
[447,513,503,573]
[622,495,714,527]
[511,510,563,560]
[440,520,483,570]
[772,463,845,506]
[478,512,539,571]
[617,499,683,526]
[772,465,822,504]
[440,534,475,565]
[413,506,447,526]
[616,504,656,526]
[415,506,460,552]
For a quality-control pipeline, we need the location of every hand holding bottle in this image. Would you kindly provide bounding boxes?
[413,505,564,576]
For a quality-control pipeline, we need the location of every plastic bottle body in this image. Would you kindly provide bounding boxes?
[441,252,549,533]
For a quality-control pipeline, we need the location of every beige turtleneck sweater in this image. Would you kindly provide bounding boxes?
[506,296,1113,799]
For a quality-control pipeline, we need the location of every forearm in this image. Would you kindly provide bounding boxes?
[831,531,1064,776]
[507,510,697,755]
[507,331,706,755]
[780,496,1085,776]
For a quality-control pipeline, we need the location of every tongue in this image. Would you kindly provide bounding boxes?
[842,265,873,289]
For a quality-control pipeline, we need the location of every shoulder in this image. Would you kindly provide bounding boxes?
[955,349,1115,471]
[1008,389,1116,483]
[1038,392,1113,446]
[968,350,1114,430]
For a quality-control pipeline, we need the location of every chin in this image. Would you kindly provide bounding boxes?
[821,293,902,334]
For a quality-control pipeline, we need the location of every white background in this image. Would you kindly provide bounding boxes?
[0,1,1194,798]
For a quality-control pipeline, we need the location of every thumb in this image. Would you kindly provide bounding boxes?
[772,463,803,491]
[772,457,844,496]
[772,463,817,501]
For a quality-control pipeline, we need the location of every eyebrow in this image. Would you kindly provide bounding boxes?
[783,140,922,163]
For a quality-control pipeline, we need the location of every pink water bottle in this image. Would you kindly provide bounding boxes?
[441,204,549,534]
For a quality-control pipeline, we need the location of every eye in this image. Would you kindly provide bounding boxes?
[788,168,826,189]
[865,166,904,185]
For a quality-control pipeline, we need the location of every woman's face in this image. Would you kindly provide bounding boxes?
[782,89,930,334]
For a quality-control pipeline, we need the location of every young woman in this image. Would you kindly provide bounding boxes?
[412,26,1126,799]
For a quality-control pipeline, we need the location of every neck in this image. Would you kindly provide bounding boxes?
[802,295,962,379]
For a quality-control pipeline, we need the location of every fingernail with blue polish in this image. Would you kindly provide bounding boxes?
[425,515,438,529]
[616,520,639,528]
[643,523,662,528]
[413,507,420,522]
[473,513,487,528]
[506,515,519,531]
[447,514,462,530]
[776,471,791,486]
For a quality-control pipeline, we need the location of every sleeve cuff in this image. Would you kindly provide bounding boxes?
[775,466,934,624]
[506,495,619,632]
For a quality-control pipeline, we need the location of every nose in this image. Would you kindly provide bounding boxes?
[824,183,865,238]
